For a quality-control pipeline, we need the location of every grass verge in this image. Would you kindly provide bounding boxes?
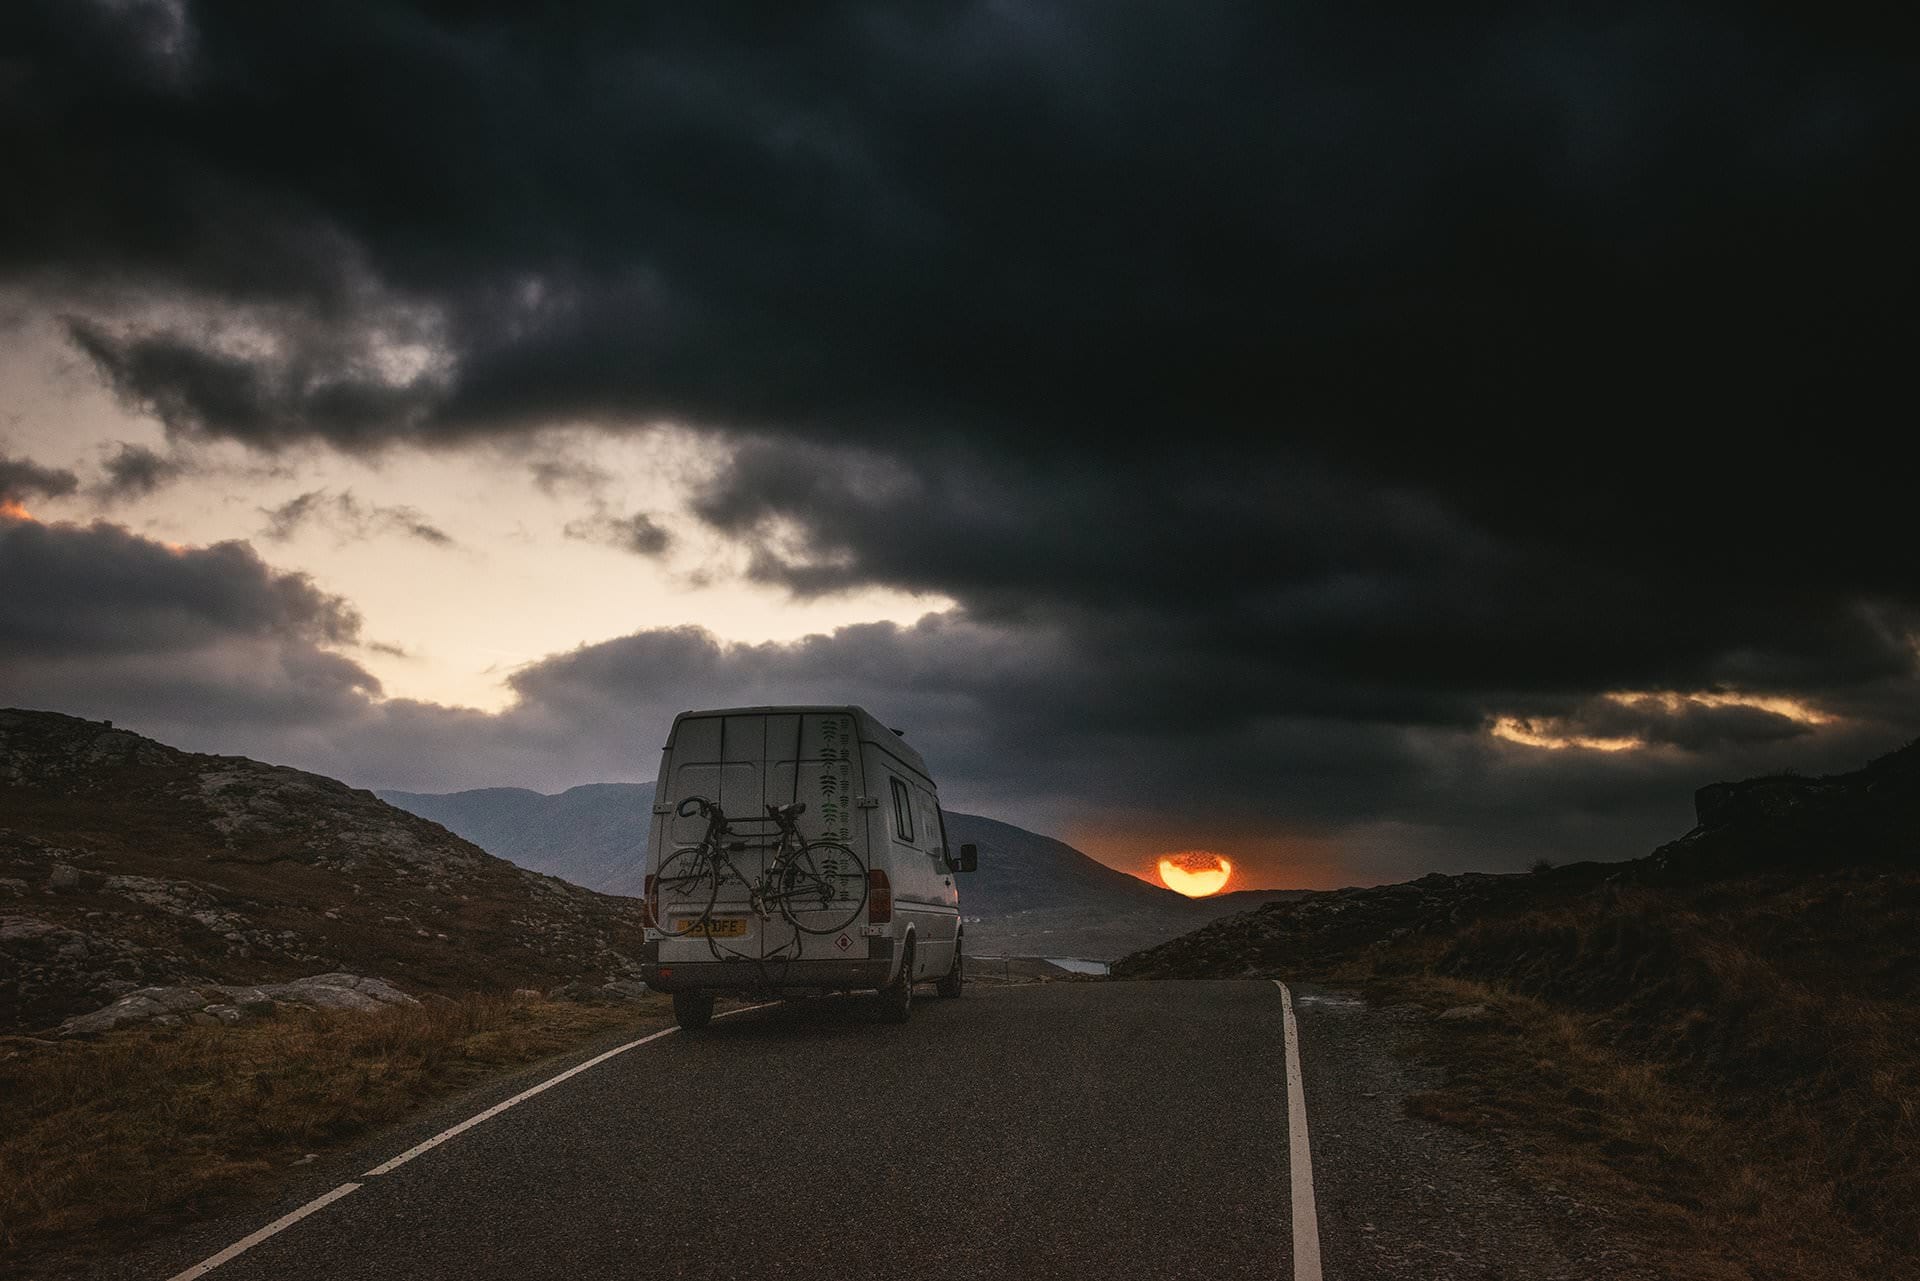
[1349,959,1915,1281]
[0,994,669,1275]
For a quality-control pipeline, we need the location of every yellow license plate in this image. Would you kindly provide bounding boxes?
[679,917,748,938]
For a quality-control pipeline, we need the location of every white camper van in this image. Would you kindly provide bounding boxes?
[638,706,977,1029]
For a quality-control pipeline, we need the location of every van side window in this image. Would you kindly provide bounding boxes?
[889,777,915,843]
[933,801,953,868]
[915,788,943,862]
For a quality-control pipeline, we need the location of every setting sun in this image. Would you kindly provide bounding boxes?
[1157,852,1233,897]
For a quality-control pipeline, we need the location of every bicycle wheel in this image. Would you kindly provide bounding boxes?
[769,840,867,935]
[652,846,720,936]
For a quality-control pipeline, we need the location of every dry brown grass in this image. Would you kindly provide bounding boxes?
[1344,867,1920,1281]
[0,994,666,1273]
[1371,974,1905,1281]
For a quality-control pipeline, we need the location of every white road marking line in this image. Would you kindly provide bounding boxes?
[1275,979,1325,1281]
[363,1001,771,1177]
[163,1182,363,1281]
[163,1001,772,1278]
[360,1026,678,1177]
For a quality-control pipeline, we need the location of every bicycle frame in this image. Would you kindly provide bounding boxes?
[672,799,797,908]
[657,796,865,939]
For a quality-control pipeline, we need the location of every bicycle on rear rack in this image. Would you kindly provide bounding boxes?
[650,796,868,941]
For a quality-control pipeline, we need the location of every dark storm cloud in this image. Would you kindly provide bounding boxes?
[67,315,445,451]
[562,509,673,557]
[14,0,1910,702]
[258,489,453,547]
[0,454,79,503]
[11,4,1913,469]
[0,517,380,734]
[690,438,1920,722]
[0,518,360,659]
[6,1,1920,877]
[529,456,614,498]
[94,441,189,499]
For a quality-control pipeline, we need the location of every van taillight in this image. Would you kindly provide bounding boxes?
[867,869,893,923]
[642,874,658,928]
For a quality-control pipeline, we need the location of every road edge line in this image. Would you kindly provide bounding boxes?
[360,1026,678,1177]
[163,1182,363,1281]
[362,1000,769,1177]
[1274,979,1325,1281]
[163,1001,771,1279]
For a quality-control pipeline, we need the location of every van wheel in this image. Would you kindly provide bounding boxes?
[673,991,715,1031]
[936,940,963,999]
[876,939,914,1024]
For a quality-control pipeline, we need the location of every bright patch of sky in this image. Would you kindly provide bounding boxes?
[2,304,950,712]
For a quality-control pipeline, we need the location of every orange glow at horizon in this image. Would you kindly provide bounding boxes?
[1065,821,1345,893]
[0,499,36,523]
[1157,852,1233,897]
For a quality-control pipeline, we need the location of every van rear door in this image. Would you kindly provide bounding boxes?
[658,711,866,964]
[770,712,866,961]
[656,713,767,959]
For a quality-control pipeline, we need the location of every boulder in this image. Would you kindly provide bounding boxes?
[1,915,66,944]
[272,973,416,1012]
[56,971,417,1036]
[1438,1003,1491,1022]
[58,984,214,1036]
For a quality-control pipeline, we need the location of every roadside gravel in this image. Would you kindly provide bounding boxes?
[1293,982,1661,1281]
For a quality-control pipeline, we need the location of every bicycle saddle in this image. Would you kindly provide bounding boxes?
[768,801,808,820]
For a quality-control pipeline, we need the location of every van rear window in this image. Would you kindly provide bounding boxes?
[889,777,915,842]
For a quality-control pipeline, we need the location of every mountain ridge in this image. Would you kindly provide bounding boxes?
[378,782,657,897]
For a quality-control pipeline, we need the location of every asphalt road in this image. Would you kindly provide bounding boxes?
[103,980,1658,1281]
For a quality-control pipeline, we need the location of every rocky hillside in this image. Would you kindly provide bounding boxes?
[1641,742,1920,882]
[0,709,646,1034]
[1111,868,1558,980]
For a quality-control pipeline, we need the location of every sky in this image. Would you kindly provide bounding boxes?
[4,2,1918,890]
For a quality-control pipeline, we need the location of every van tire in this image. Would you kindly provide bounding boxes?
[936,940,963,999]
[876,939,914,1023]
[673,991,715,1031]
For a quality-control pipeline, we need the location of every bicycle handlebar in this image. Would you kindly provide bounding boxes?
[679,795,812,820]
[678,796,811,827]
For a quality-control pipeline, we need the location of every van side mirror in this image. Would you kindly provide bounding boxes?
[956,843,978,873]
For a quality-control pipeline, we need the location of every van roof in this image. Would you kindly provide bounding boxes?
[668,705,932,780]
